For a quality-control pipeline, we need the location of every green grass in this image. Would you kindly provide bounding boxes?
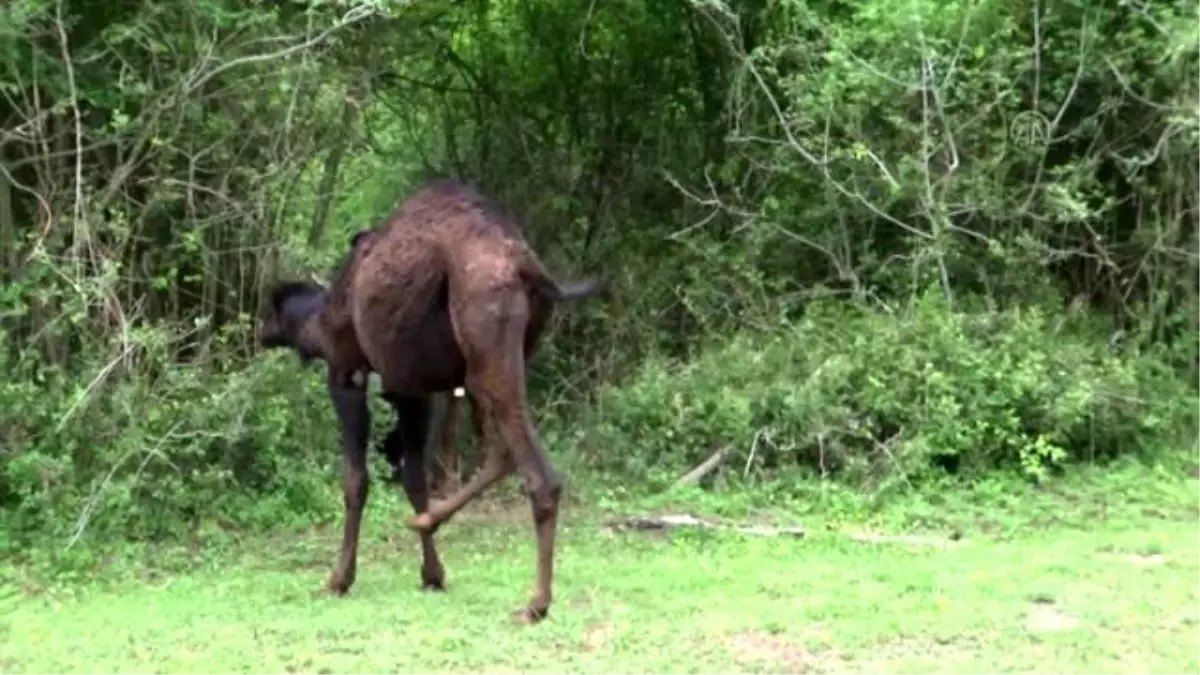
[1,460,1197,674]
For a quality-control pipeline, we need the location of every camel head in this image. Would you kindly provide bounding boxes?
[258,280,328,364]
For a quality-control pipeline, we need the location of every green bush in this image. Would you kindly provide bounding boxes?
[0,324,364,551]
[582,290,1197,490]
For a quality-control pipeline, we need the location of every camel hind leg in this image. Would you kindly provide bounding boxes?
[429,389,484,497]
[410,391,513,530]
[409,282,563,624]
[483,354,563,625]
[429,392,462,498]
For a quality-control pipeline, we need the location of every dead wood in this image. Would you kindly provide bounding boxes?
[604,513,806,538]
[673,446,730,488]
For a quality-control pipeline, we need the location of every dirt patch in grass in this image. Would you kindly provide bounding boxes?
[1024,603,1081,633]
[834,634,991,674]
[724,630,815,673]
[582,621,617,652]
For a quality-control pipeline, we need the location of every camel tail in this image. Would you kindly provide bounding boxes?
[549,277,607,302]
[518,254,607,303]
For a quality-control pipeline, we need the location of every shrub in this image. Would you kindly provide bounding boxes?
[0,324,372,551]
[582,289,1197,490]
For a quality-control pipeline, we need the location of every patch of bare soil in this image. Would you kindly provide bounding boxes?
[582,621,617,652]
[830,635,987,674]
[725,631,814,674]
[1024,604,1081,633]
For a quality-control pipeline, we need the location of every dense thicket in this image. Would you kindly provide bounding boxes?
[1,0,1195,546]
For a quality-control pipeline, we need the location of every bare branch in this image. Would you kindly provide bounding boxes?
[184,3,380,95]
[54,0,88,267]
[605,513,806,538]
[674,446,730,487]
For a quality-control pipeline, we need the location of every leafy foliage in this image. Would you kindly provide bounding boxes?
[585,290,1196,490]
[0,0,1195,545]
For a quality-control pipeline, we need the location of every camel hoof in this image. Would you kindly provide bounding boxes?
[510,606,548,625]
[326,575,353,596]
[421,570,446,592]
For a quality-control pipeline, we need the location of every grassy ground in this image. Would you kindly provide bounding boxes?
[1,459,1197,674]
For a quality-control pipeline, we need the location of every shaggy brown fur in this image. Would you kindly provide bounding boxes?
[258,179,605,623]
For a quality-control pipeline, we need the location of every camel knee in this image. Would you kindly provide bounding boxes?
[528,476,563,524]
[344,468,369,509]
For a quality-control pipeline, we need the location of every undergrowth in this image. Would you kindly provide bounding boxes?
[580,289,1197,491]
[1,287,1195,559]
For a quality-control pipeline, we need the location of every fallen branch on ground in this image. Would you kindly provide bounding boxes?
[605,514,965,547]
[604,513,806,538]
[673,446,730,488]
[845,531,963,548]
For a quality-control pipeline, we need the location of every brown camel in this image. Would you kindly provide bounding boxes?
[258,179,605,623]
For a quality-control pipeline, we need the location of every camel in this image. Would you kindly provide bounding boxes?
[257,179,605,623]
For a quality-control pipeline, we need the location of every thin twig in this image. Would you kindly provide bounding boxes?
[184,4,379,94]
